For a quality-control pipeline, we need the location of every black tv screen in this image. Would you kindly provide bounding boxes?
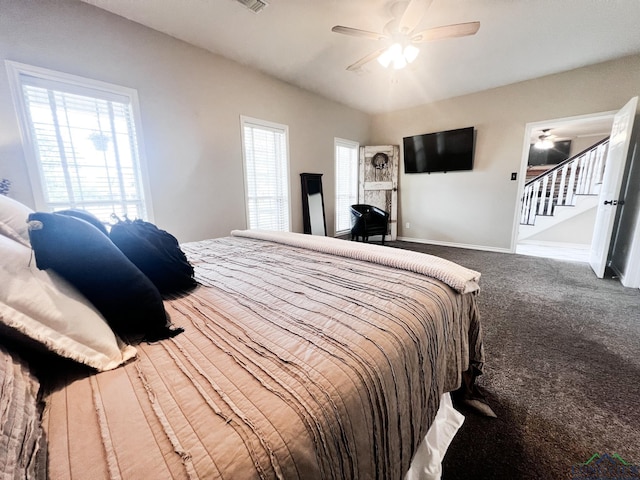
[527,140,572,166]
[403,127,475,173]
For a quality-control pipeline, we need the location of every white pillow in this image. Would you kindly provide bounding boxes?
[0,235,137,371]
[0,195,33,247]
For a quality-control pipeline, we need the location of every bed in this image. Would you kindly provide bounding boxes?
[1,197,485,480]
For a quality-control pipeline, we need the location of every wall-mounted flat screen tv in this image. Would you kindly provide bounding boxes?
[403,126,475,173]
[527,140,572,166]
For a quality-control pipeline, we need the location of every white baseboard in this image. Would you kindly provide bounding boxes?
[517,239,591,250]
[396,236,512,254]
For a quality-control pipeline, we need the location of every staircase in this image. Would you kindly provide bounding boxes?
[519,138,609,240]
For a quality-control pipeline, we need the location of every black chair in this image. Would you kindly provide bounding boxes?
[350,204,390,245]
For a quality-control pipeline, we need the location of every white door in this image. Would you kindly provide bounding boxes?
[359,145,399,241]
[589,96,638,277]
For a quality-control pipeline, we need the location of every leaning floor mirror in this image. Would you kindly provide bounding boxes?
[300,173,327,236]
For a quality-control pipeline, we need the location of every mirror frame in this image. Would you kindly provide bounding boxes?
[300,173,327,236]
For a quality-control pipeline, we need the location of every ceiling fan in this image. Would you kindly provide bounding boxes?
[534,129,555,150]
[331,0,480,72]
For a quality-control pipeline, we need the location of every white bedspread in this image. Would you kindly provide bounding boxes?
[231,230,481,293]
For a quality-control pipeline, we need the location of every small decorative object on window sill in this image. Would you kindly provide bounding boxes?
[0,178,11,196]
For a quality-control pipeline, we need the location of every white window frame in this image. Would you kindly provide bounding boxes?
[334,138,359,235]
[5,61,154,221]
[240,115,291,231]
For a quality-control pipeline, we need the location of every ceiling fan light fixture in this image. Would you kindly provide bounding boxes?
[534,130,555,150]
[404,44,419,63]
[377,42,419,69]
[377,44,396,68]
[392,54,407,70]
[335,0,478,72]
[535,138,554,150]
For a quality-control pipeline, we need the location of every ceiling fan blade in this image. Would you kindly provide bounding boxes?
[346,47,388,72]
[331,25,388,41]
[411,21,480,42]
[398,0,434,35]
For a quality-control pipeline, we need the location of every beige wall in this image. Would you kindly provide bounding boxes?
[371,55,640,251]
[0,0,370,242]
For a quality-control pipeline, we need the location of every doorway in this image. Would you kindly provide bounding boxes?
[515,111,615,262]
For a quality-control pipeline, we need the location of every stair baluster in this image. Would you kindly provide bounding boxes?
[557,163,568,206]
[546,169,558,216]
[538,176,549,215]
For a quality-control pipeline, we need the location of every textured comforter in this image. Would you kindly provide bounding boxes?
[43,235,483,479]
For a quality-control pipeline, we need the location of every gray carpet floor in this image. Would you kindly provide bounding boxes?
[387,241,640,479]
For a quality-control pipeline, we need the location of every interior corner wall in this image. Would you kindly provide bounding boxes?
[370,54,640,251]
[0,0,370,242]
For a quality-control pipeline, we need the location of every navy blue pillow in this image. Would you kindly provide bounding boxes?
[110,219,197,296]
[55,209,109,236]
[27,212,183,342]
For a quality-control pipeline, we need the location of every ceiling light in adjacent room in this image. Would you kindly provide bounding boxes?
[535,129,554,149]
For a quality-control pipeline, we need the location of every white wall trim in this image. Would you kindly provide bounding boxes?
[334,137,359,235]
[518,239,591,249]
[397,236,512,254]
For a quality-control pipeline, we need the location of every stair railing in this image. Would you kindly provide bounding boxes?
[520,138,609,225]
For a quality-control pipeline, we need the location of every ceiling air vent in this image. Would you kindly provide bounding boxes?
[235,0,268,13]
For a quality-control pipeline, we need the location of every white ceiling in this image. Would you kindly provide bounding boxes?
[81,0,640,115]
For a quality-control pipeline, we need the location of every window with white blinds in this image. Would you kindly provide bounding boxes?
[335,138,359,233]
[241,117,290,231]
[6,62,151,223]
